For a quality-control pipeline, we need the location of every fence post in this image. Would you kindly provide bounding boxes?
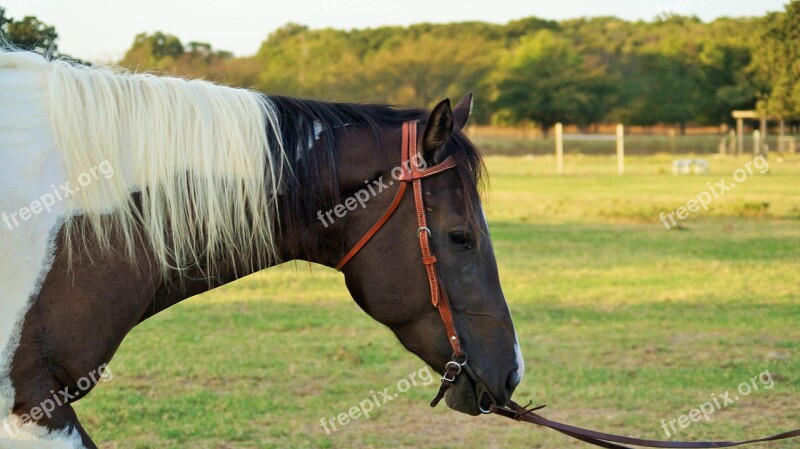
[736,118,744,156]
[753,130,761,156]
[555,123,564,175]
[728,130,736,155]
[669,129,676,154]
[616,123,625,175]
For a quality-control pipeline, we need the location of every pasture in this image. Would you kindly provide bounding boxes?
[78,153,799,449]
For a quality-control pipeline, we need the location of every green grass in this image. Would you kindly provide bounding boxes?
[78,154,800,449]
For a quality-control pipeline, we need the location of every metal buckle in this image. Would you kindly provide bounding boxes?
[441,353,467,382]
[418,226,431,238]
[442,361,462,382]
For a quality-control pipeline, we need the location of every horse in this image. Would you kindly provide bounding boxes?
[0,49,524,448]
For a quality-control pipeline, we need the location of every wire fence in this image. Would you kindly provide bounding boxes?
[470,130,797,156]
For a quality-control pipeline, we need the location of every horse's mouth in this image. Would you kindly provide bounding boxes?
[444,375,496,416]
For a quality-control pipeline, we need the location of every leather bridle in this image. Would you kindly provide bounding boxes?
[336,120,483,409]
[334,120,800,448]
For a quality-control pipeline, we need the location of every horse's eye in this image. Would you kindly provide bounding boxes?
[449,231,471,248]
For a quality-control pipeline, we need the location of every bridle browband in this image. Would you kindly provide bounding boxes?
[336,120,481,409]
[334,120,800,448]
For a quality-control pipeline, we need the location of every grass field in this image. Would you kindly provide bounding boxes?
[79,153,799,449]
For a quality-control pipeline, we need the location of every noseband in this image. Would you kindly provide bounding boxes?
[336,120,488,410]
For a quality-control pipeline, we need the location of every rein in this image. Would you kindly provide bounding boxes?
[491,400,800,448]
[336,120,800,447]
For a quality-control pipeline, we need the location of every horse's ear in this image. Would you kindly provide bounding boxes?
[421,98,454,165]
[453,92,473,130]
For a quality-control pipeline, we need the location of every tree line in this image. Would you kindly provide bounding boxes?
[2,3,798,134]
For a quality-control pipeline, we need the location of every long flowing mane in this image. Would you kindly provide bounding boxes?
[1,49,285,277]
[0,49,485,277]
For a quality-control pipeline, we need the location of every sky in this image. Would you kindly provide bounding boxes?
[2,0,789,62]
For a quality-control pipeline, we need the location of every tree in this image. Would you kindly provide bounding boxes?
[121,32,184,68]
[495,30,613,135]
[363,34,498,111]
[699,18,761,124]
[0,7,58,53]
[255,25,366,98]
[110,14,793,127]
[119,32,236,82]
[0,6,7,31]
[752,2,800,118]
[504,17,560,41]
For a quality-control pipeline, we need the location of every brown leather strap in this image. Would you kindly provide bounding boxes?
[491,401,800,449]
[334,181,408,271]
[396,155,459,181]
[335,121,416,271]
[336,121,464,358]
[406,121,464,357]
[430,361,462,408]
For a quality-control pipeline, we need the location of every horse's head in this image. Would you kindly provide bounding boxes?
[325,94,524,415]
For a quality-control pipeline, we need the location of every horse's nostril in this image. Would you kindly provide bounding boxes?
[506,369,521,393]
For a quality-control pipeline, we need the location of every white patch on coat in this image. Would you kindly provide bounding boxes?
[513,331,525,381]
[299,120,325,162]
[481,205,524,381]
[313,120,324,142]
[1,416,85,448]
[0,52,84,449]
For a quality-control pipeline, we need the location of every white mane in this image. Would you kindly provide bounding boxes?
[0,50,287,277]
